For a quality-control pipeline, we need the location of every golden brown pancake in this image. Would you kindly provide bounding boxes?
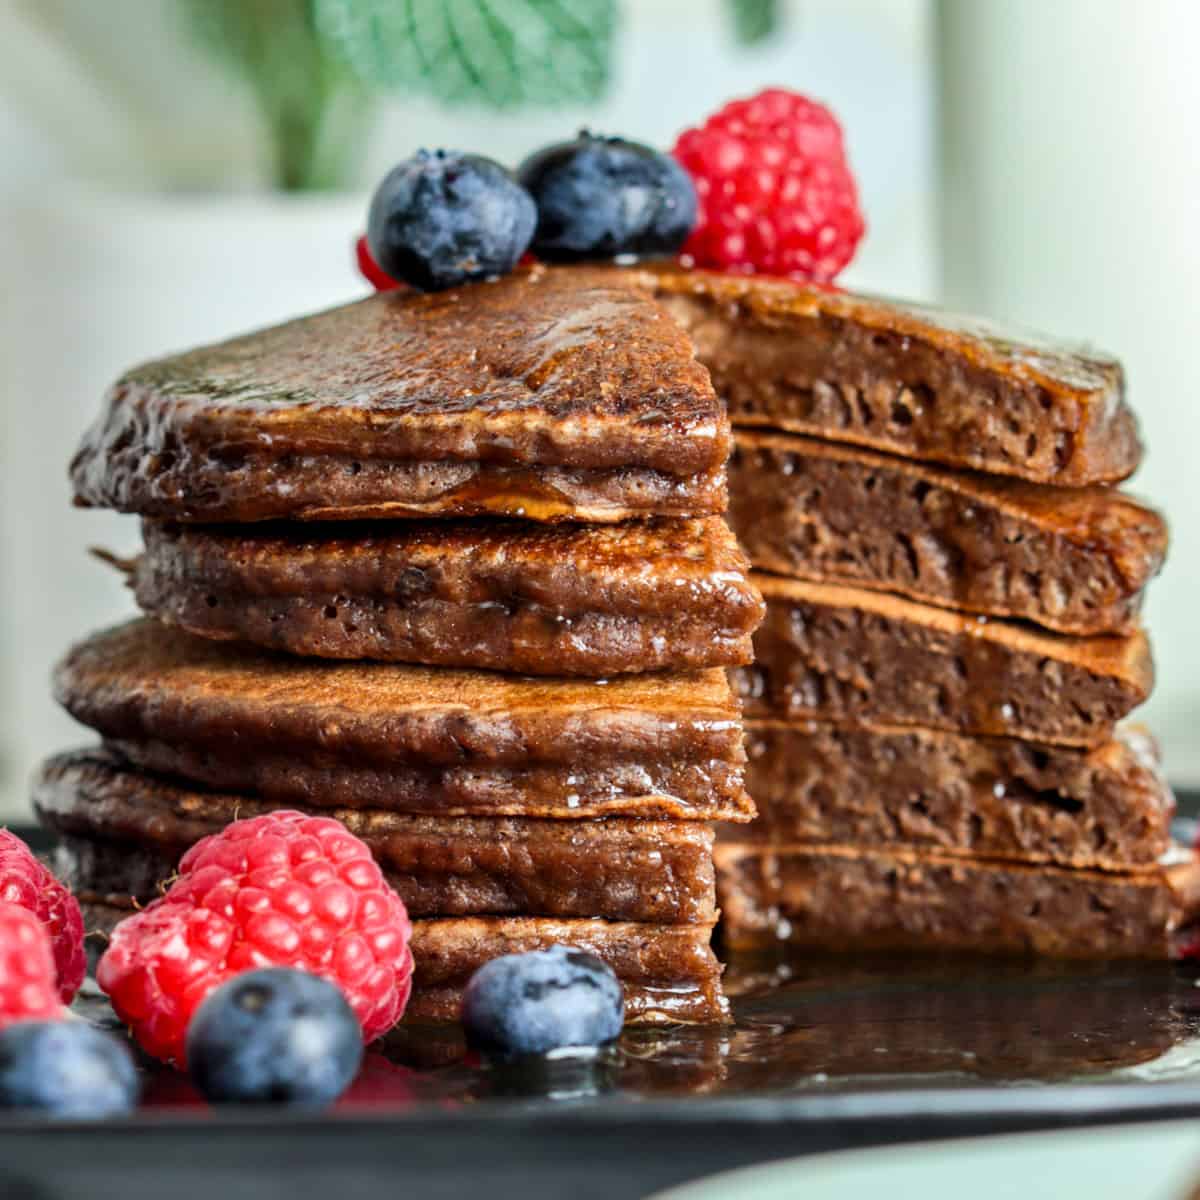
[78,896,727,1025]
[129,515,764,675]
[54,620,753,821]
[71,266,729,524]
[36,748,717,925]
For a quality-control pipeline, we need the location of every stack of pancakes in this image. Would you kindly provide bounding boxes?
[36,259,1197,974]
[654,271,1199,957]
[36,266,768,1023]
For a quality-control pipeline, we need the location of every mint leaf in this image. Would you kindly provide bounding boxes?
[726,0,779,46]
[314,0,617,108]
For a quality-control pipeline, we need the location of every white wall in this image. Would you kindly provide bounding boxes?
[0,0,938,817]
[940,0,1200,782]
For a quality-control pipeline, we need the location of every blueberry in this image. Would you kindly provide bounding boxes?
[367,150,536,292]
[0,1021,139,1118]
[186,968,363,1108]
[461,945,624,1057]
[517,133,697,262]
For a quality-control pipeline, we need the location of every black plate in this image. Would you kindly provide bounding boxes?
[6,812,1200,1200]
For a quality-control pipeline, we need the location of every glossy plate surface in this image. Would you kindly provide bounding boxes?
[8,820,1200,1200]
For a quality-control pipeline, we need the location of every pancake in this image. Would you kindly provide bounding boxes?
[729,431,1166,636]
[54,620,753,821]
[736,721,1173,870]
[128,515,764,675]
[715,841,1200,960]
[736,575,1152,748]
[645,264,1139,485]
[37,749,716,924]
[70,262,1140,524]
[70,266,728,524]
[78,899,728,1025]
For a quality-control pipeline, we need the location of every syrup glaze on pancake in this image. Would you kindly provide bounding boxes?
[71,266,729,523]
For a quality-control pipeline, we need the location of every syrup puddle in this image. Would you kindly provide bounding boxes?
[78,952,1200,1111]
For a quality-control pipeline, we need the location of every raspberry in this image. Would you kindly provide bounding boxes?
[0,830,84,1003]
[672,88,865,282]
[0,903,62,1026]
[355,235,401,292]
[97,811,414,1065]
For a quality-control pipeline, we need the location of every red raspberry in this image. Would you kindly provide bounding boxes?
[672,88,865,282]
[0,902,62,1026]
[355,235,402,291]
[97,811,414,1065]
[0,830,84,1003]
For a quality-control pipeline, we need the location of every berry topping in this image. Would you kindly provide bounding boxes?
[367,150,536,292]
[461,944,623,1058]
[0,903,62,1027]
[673,87,865,281]
[97,811,414,1065]
[355,235,401,292]
[187,968,363,1108]
[517,132,697,262]
[0,1021,139,1118]
[0,829,85,1003]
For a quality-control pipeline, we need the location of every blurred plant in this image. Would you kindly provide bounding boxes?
[314,0,618,108]
[182,0,371,190]
[182,0,781,192]
[182,0,618,190]
[728,0,779,46]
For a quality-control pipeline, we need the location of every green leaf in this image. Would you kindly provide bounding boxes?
[313,0,617,108]
[726,0,780,46]
[179,0,372,190]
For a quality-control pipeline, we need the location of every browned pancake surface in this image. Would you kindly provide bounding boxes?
[132,516,764,675]
[54,620,752,819]
[38,749,716,924]
[71,266,728,523]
